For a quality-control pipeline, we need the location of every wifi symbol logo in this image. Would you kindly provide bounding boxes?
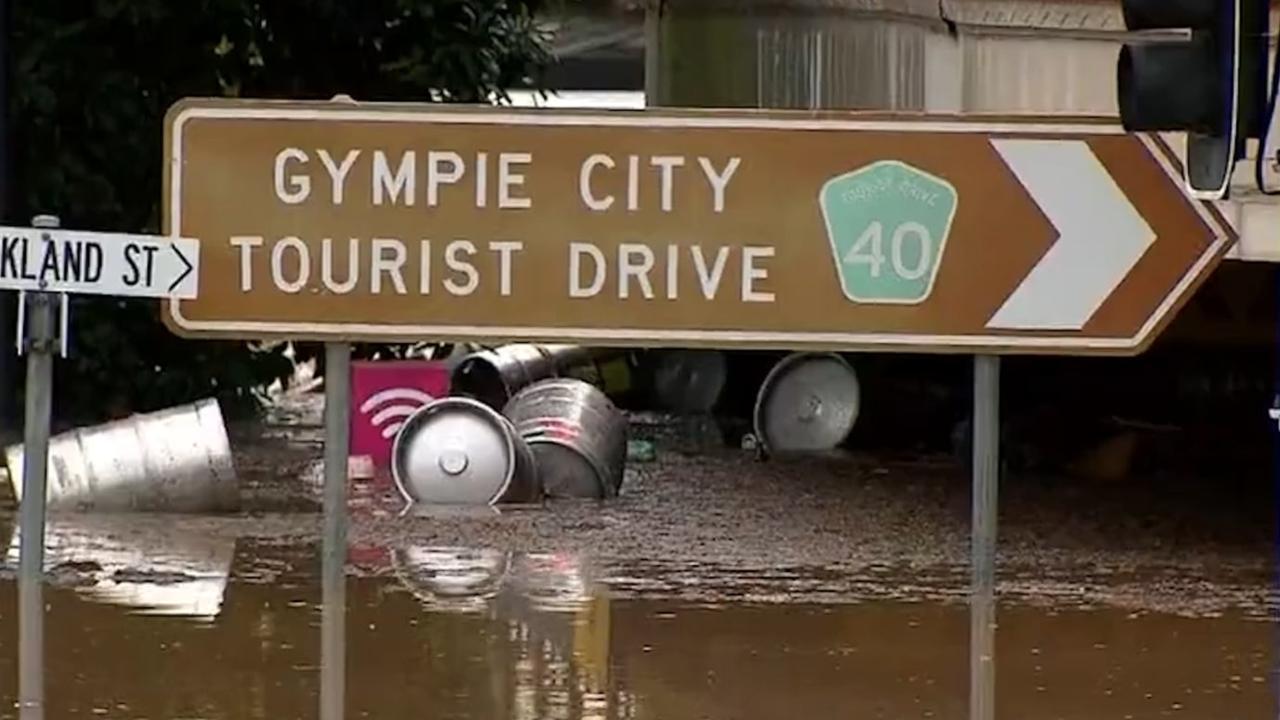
[358,387,436,440]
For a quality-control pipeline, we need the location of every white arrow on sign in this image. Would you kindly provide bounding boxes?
[985,139,1156,331]
[0,226,199,300]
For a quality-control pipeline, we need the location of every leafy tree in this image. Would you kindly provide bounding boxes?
[9,0,557,424]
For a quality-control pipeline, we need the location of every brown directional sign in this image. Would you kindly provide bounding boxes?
[162,97,1235,355]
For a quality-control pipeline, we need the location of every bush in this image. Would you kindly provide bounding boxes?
[9,0,556,423]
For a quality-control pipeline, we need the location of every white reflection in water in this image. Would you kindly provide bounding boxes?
[392,545,618,720]
[3,516,234,621]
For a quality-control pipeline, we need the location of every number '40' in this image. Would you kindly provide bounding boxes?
[844,221,934,281]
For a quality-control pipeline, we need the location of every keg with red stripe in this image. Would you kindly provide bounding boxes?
[503,378,628,499]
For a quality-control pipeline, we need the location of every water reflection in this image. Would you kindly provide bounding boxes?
[383,544,622,720]
[3,516,235,621]
[0,530,1272,719]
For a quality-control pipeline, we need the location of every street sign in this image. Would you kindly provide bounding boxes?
[162,98,1235,355]
[0,225,199,299]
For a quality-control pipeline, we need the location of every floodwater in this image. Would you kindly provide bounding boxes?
[0,402,1276,719]
[0,524,1273,720]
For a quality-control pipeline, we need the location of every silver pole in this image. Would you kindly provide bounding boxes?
[18,213,60,720]
[320,341,351,720]
[970,354,999,720]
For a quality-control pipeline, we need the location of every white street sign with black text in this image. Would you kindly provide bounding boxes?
[0,226,199,299]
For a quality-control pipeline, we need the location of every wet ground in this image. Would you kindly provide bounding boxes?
[0,390,1276,718]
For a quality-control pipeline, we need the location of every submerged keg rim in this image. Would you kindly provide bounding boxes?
[390,395,521,506]
[752,351,860,455]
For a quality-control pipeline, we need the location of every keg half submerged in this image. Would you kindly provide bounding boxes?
[391,396,541,506]
[503,378,628,499]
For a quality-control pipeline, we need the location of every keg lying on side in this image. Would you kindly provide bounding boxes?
[4,398,239,513]
[390,397,541,506]
[451,344,631,411]
[753,352,860,455]
[503,378,628,500]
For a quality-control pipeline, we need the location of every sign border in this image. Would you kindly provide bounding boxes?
[162,98,1237,355]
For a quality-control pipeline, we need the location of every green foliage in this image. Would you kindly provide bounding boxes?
[10,0,557,423]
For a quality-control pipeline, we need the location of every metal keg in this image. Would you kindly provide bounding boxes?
[390,397,541,506]
[450,344,560,410]
[646,349,728,413]
[752,352,860,454]
[452,344,635,410]
[4,398,239,513]
[503,378,628,499]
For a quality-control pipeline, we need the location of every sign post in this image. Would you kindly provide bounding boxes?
[5,214,202,720]
[969,354,999,720]
[320,342,349,720]
[16,214,58,720]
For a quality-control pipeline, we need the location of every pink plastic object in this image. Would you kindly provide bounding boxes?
[350,360,451,473]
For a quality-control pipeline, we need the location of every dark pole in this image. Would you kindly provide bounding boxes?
[0,0,13,429]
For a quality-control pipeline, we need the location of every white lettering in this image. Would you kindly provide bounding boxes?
[569,243,606,298]
[317,149,360,205]
[373,150,416,206]
[444,240,479,296]
[427,151,465,207]
[371,238,407,294]
[580,154,615,211]
[651,156,685,213]
[691,245,730,300]
[489,241,523,296]
[741,246,775,302]
[419,240,432,295]
[271,236,310,293]
[666,244,679,300]
[498,152,532,209]
[475,152,489,208]
[321,238,358,294]
[618,243,655,300]
[699,157,741,213]
[273,150,310,205]
[627,155,639,211]
[229,236,263,291]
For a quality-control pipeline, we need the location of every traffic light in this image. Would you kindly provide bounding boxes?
[1117,0,1271,200]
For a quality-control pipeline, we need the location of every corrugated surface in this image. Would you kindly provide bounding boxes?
[756,20,929,110]
[654,0,1279,114]
[960,35,1119,113]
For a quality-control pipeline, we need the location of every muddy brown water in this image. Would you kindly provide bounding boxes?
[0,397,1276,719]
[0,537,1273,720]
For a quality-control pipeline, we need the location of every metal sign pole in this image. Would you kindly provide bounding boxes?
[970,354,999,720]
[321,341,351,720]
[17,214,62,720]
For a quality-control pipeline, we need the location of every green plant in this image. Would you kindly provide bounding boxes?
[9,0,557,422]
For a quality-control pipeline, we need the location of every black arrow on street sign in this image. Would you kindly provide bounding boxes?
[168,244,193,293]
